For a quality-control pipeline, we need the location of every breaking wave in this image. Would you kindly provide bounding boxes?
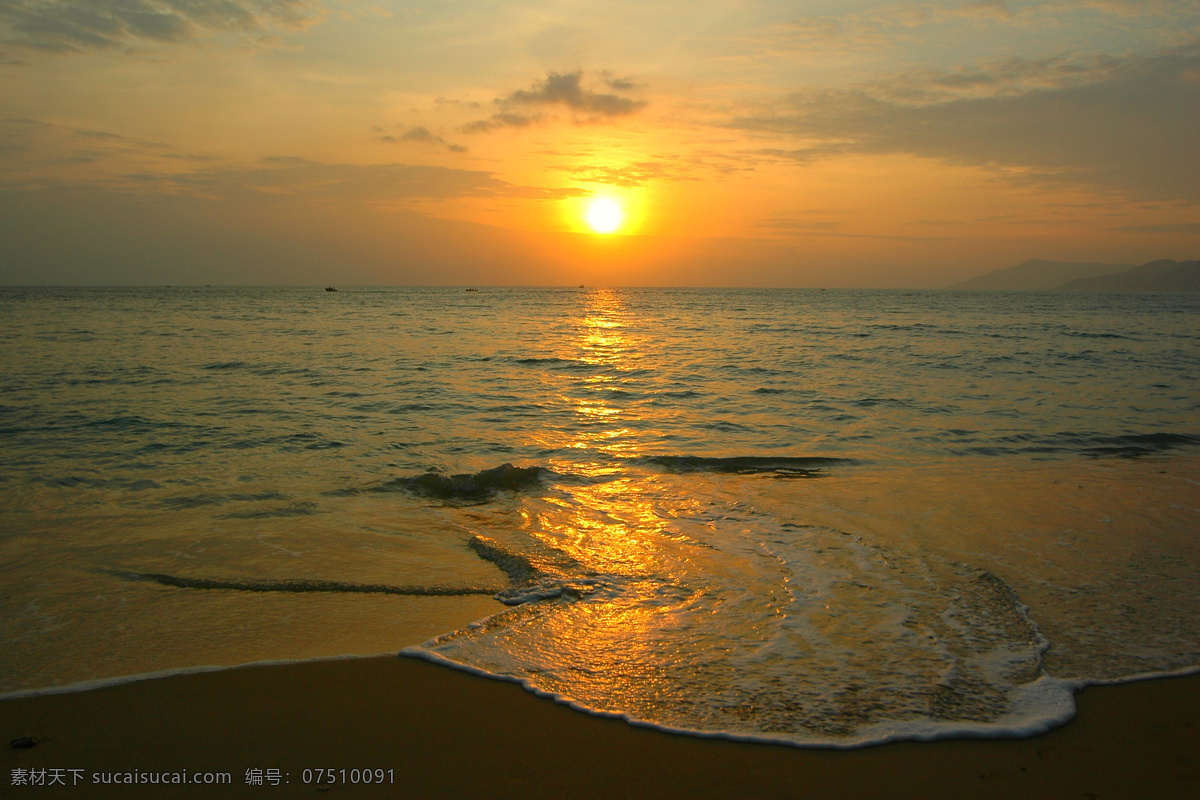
[404,483,1076,747]
[638,455,851,475]
[329,463,549,501]
[108,570,502,597]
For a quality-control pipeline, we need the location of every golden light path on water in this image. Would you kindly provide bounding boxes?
[415,289,1086,742]
[443,288,725,713]
[571,288,636,459]
[548,290,671,699]
[439,290,995,737]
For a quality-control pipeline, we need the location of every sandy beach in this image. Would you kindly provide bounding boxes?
[3,656,1196,799]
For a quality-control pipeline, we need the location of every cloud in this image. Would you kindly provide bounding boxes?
[553,161,693,188]
[1,117,224,176]
[68,125,170,153]
[0,118,582,200]
[0,0,319,53]
[461,112,544,134]
[505,70,644,116]
[757,217,843,233]
[755,213,954,241]
[752,146,850,165]
[435,96,481,111]
[767,1,1196,55]
[398,126,439,144]
[603,76,641,92]
[378,126,466,154]
[463,70,646,133]
[769,1,1024,55]
[119,157,587,201]
[733,45,1200,202]
[1065,0,1199,16]
[1114,222,1200,233]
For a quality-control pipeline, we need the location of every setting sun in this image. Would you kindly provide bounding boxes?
[586,197,624,234]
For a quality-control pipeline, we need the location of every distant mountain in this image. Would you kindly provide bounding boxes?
[1059,259,1200,292]
[949,259,1133,290]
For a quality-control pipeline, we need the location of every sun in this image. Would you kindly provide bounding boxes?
[585,197,623,234]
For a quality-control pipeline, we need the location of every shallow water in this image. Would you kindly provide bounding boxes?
[1,286,1198,745]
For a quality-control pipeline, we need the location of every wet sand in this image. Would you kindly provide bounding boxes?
[3,656,1197,799]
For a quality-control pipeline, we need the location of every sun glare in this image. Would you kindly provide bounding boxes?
[586,197,623,234]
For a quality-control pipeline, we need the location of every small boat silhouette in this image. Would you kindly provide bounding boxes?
[325,286,338,292]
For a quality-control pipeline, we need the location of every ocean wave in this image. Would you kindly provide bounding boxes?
[84,415,188,433]
[639,455,851,475]
[219,502,320,519]
[468,535,540,587]
[467,534,602,606]
[332,463,549,501]
[107,570,502,597]
[1080,432,1200,457]
[157,491,289,510]
[47,475,163,490]
[406,505,1063,747]
[953,431,1200,458]
[1064,331,1135,340]
[511,356,576,366]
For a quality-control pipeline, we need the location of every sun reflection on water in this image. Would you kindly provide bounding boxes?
[557,289,643,468]
[521,289,680,678]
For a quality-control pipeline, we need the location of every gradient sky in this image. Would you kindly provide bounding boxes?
[2,1,1198,286]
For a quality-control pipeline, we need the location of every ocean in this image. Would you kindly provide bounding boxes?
[1,286,1197,746]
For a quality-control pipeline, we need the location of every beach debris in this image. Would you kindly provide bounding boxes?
[10,736,39,749]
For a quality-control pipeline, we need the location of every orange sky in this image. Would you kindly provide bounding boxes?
[1,1,1198,286]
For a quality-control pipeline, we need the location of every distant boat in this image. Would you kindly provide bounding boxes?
[325,286,337,292]
[465,288,479,292]
[578,284,585,288]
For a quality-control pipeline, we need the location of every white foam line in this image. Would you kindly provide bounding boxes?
[5,647,1197,752]
[399,648,1106,750]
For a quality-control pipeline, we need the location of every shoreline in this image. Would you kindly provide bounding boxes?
[4,655,1197,798]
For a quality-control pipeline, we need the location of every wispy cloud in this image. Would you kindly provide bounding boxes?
[124,157,588,201]
[732,45,1200,202]
[765,0,1197,55]
[553,161,691,188]
[378,126,467,154]
[767,0,1027,55]
[1,118,583,201]
[756,217,843,233]
[756,221,956,242]
[0,0,321,54]
[463,70,646,133]
[1114,222,1200,233]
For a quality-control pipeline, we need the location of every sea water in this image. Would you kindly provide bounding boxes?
[1,286,1197,746]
